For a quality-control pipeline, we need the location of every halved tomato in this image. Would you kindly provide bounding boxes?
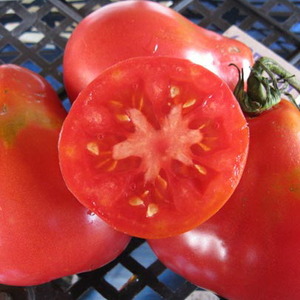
[59,57,249,239]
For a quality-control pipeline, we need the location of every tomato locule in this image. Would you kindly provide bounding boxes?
[63,0,253,102]
[0,64,130,286]
[59,56,249,239]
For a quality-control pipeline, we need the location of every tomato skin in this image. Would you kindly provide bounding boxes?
[63,0,253,102]
[148,99,300,299]
[0,64,130,286]
[59,56,249,239]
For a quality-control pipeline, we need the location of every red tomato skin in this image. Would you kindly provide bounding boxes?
[63,0,253,102]
[148,100,300,300]
[0,64,130,286]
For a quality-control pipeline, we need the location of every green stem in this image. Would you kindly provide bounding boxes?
[231,56,300,115]
[255,57,300,92]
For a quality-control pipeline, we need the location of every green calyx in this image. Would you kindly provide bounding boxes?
[231,57,300,115]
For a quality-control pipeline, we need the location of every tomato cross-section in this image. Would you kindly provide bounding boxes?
[59,57,249,238]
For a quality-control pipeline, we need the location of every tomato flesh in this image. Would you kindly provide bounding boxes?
[59,57,249,239]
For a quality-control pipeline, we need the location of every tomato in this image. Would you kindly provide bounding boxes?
[148,59,300,299]
[58,56,249,239]
[0,64,130,286]
[63,0,253,102]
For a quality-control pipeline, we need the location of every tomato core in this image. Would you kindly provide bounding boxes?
[112,105,202,182]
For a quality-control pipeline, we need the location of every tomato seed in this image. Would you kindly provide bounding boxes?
[107,160,118,171]
[146,203,159,217]
[183,98,196,108]
[129,197,144,206]
[156,174,168,189]
[198,142,211,151]
[194,164,207,175]
[116,114,131,122]
[170,86,180,98]
[86,142,99,155]
[109,100,123,108]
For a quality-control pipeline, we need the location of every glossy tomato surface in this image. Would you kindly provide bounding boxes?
[149,100,300,299]
[63,0,253,102]
[0,64,130,286]
[59,56,249,239]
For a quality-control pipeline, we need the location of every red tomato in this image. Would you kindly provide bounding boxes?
[149,99,300,299]
[63,0,253,102]
[0,64,130,286]
[58,56,249,239]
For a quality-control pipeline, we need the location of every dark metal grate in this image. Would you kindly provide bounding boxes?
[0,1,299,299]
[174,0,300,66]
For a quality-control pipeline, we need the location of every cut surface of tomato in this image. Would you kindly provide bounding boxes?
[59,57,249,238]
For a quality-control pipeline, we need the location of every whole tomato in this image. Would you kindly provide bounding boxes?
[58,56,249,239]
[148,58,300,299]
[63,0,253,102]
[0,64,130,286]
